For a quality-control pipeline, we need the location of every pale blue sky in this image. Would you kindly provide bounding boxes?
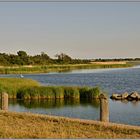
[0,2,140,59]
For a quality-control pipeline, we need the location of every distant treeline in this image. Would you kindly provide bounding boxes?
[0,51,90,66]
[0,51,140,66]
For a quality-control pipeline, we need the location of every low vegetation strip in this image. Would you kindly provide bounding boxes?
[90,61,127,65]
[17,86,100,100]
[0,111,139,138]
[0,63,132,74]
[0,78,100,99]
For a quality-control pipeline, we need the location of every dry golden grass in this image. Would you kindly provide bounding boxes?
[0,111,139,138]
[0,63,132,74]
[90,61,126,65]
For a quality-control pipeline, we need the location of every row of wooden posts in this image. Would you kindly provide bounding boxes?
[0,93,109,122]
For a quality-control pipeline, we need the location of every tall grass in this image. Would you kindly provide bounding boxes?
[17,86,40,100]
[79,87,90,98]
[16,86,100,100]
[0,78,40,98]
[88,87,100,99]
[53,87,64,99]
[64,87,80,99]
[79,87,100,99]
[0,78,101,100]
[39,87,55,99]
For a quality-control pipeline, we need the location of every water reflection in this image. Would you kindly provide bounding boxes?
[111,99,140,106]
[110,99,140,126]
[9,98,100,109]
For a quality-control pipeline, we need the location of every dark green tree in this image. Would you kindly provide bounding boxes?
[55,53,72,64]
[17,51,31,65]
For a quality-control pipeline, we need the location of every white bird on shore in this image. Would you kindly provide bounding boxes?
[20,74,24,78]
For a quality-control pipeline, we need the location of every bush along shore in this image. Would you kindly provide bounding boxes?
[0,78,101,100]
[110,91,140,101]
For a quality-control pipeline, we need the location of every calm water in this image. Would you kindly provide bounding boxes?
[1,66,140,126]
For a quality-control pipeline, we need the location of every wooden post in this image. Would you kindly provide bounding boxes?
[99,94,109,122]
[1,93,8,110]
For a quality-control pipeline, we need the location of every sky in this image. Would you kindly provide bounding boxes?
[0,2,140,59]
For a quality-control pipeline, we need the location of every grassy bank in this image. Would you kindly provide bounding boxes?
[0,63,133,74]
[0,78,100,99]
[0,78,40,98]
[0,111,139,138]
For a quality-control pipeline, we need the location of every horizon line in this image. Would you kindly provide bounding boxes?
[0,0,140,2]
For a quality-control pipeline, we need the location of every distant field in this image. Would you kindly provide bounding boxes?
[90,61,126,65]
[0,111,139,138]
[0,63,133,74]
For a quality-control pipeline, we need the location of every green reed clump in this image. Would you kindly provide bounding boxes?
[88,87,100,99]
[79,87,90,98]
[16,85,100,100]
[17,86,56,99]
[64,87,80,99]
[39,87,55,99]
[28,87,41,99]
[19,86,41,100]
[17,86,81,100]
[79,87,100,99]
[17,87,31,100]
[53,87,64,99]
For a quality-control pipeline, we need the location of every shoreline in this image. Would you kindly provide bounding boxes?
[0,63,133,74]
[0,111,139,138]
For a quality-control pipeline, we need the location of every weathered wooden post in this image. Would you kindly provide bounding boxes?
[1,93,8,110]
[99,94,109,122]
